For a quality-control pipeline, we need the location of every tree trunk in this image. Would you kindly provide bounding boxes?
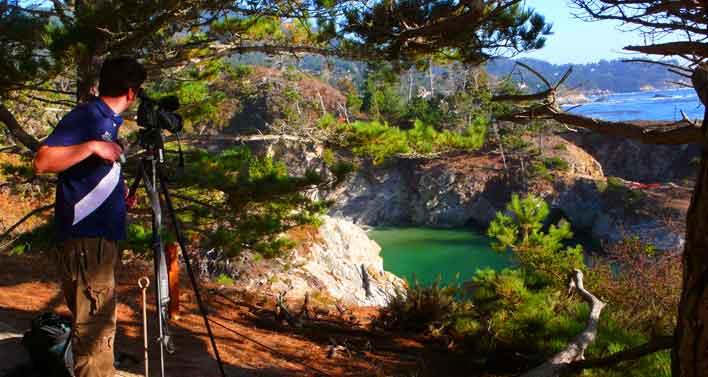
[428,57,434,97]
[408,68,414,102]
[75,0,104,103]
[673,107,708,377]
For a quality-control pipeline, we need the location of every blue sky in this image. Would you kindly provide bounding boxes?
[518,0,657,64]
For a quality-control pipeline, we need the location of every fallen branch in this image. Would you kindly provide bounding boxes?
[492,89,555,103]
[0,102,40,151]
[275,292,303,328]
[569,335,673,371]
[623,59,693,73]
[520,269,606,377]
[0,204,53,242]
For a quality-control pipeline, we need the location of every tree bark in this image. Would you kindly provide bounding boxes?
[75,0,104,103]
[673,106,708,377]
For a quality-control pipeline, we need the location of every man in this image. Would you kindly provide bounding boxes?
[34,56,146,377]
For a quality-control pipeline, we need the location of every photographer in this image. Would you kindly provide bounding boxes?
[33,56,146,377]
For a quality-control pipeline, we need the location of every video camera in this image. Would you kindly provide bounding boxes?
[137,91,184,133]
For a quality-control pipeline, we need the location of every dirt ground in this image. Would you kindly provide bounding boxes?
[0,253,483,377]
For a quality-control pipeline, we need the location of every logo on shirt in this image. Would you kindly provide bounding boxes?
[101,130,112,142]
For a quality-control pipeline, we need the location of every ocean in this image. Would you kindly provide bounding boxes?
[561,87,705,122]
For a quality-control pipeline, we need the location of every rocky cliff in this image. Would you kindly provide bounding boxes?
[323,137,686,251]
[201,216,405,307]
[561,130,701,183]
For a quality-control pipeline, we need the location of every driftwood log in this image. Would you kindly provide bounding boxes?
[520,269,606,377]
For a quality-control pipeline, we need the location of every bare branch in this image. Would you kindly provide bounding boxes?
[667,80,694,88]
[668,68,693,79]
[492,89,554,103]
[0,102,40,151]
[0,204,53,243]
[554,67,574,89]
[622,59,693,73]
[500,105,705,145]
[680,110,700,127]
[517,61,552,89]
[521,270,606,377]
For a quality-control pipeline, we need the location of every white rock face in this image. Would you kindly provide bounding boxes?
[219,216,405,307]
[291,216,405,306]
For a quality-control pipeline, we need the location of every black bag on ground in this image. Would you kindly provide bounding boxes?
[21,312,74,377]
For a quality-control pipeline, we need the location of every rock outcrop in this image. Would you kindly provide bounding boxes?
[203,216,405,307]
[561,130,701,183]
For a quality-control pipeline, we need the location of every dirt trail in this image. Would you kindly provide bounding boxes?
[0,253,472,377]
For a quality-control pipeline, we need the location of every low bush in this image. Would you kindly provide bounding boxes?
[542,156,570,172]
[588,236,680,335]
[376,275,461,332]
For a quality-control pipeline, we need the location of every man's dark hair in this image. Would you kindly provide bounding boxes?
[98,56,147,97]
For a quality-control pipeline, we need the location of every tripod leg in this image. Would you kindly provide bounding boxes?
[140,160,174,377]
[157,168,228,377]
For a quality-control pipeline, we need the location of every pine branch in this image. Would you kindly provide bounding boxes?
[0,102,40,151]
[625,42,708,56]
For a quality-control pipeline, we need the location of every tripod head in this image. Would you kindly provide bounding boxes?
[135,91,184,163]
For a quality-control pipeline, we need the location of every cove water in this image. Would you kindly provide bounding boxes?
[369,227,512,286]
[563,87,704,122]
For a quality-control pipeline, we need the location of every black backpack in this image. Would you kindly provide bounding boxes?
[21,312,74,377]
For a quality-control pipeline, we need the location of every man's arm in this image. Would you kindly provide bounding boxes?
[34,141,123,174]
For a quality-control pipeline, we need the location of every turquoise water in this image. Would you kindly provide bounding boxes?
[369,227,513,286]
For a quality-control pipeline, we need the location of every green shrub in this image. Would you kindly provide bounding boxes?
[487,194,585,286]
[376,275,460,332]
[530,162,552,180]
[336,118,486,163]
[595,180,608,193]
[604,176,646,209]
[215,273,235,286]
[606,176,625,190]
[542,156,570,172]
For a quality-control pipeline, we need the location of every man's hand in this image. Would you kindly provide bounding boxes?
[124,181,138,209]
[91,141,123,162]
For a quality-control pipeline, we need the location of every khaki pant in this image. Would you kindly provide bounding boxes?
[57,238,118,377]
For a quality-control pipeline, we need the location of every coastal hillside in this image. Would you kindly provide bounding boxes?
[486,57,688,93]
[230,54,689,95]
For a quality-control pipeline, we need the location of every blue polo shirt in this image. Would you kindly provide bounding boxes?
[44,97,127,241]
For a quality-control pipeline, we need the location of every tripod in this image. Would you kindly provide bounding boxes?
[128,128,227,377]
